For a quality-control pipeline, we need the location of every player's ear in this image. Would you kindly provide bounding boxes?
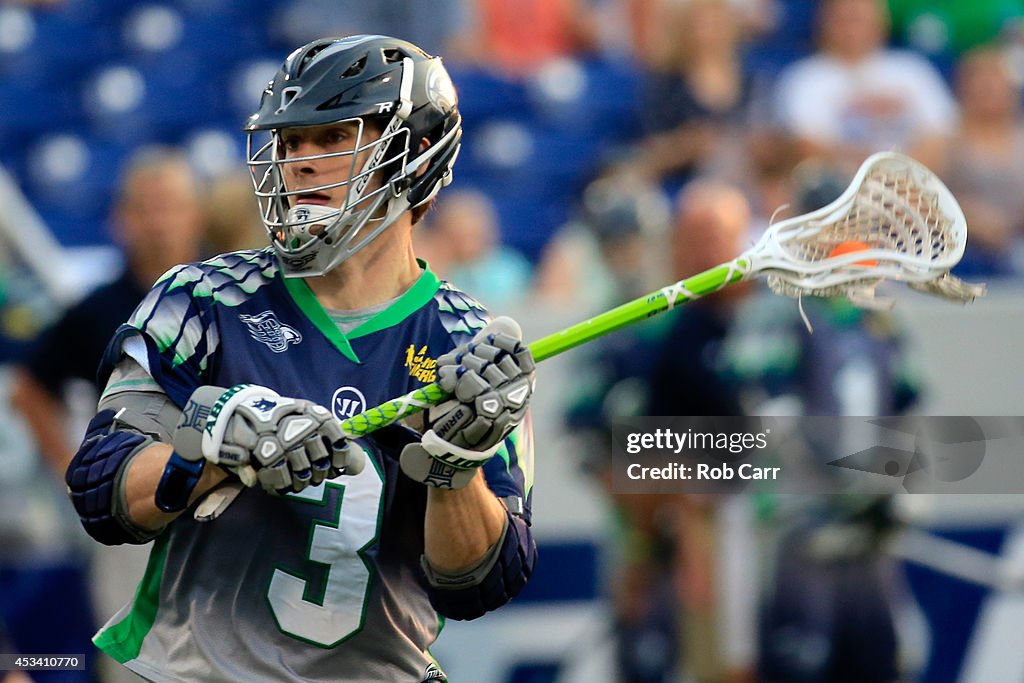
[416,137,431,177]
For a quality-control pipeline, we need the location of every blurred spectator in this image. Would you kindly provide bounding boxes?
[534,170,670,312]
[12,147,204,475]
[744,130,805,233]
[597,0,777,65]
[9,148,202,682]
[448,0,600,75]
[941,46,1024,276]
[204,171,268,254]
[0,621,31,683]
[647,182,753,418]
[414,189,532,308]
[774,0,957,172]
[633,0,764,188]
[888,0,1024,57]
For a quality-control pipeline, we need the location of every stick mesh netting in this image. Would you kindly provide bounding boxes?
[763,159,980,302]
[781,165,953,265]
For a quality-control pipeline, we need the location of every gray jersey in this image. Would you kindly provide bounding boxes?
[97,459,445,683]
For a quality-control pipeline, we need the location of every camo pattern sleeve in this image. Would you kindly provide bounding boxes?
[99,250,279,408]
[434,282,535,523]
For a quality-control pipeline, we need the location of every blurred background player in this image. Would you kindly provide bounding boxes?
[12,147,205,476]
[563,181,757,683]
[535,169,671,314]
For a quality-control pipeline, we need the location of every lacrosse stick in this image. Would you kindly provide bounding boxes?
[195,151,983,520]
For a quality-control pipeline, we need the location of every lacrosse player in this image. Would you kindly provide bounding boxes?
[65,35,536,683]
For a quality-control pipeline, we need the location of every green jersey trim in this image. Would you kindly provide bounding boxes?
[93,535,170,663]
[281,261,441,364]
[282,277,361,364]
[348,262,441,341]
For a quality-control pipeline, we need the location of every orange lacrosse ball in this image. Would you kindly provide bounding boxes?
[829,240,878,267]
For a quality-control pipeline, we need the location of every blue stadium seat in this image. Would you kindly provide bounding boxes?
[179,126,248,179]
[525,59,641,141]
[227,56,284,123]
[22,133,130,243]
[770,0,818,48]
[0,9,116,87]
[0,81,76,139]
[458,115,603,259]
[0,2,656,259]
[81,64,157,143]
[447,66,531,124]
[82,59,228,142]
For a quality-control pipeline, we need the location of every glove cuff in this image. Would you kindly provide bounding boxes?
[200,385,282,462]
[420,429,502,466]
[174,384,281,464]
[400,443,478,489]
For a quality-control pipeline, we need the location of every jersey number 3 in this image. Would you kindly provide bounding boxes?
[267,454,384,647]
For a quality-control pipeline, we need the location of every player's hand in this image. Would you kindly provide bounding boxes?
[173,384,365,495]
[400,317,534,489]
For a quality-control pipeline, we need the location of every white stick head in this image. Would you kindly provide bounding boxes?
[747,152,985,305]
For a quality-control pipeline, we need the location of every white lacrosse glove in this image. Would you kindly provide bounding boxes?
[173,384,365,496]
[400,317,535,489]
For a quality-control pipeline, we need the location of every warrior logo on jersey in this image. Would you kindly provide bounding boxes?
[239,311,302,353]
[332,386,367,420]
[421,662,447,682]
[404,344,437,383]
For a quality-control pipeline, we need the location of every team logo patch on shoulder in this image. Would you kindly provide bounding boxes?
[404,344,437,383]
[239,311,302,353]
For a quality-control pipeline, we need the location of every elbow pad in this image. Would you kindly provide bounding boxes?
[65,409,159,545]
[421,508,537,621]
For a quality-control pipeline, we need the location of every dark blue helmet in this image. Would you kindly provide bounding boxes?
[246,35,462,276]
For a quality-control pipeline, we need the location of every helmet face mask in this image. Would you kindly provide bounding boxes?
[245,35,462,277]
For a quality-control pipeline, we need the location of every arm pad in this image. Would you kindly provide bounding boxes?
[421,507,537,621]
[65,409,161,545]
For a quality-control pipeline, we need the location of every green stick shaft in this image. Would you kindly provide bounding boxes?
[339,259,750,439]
